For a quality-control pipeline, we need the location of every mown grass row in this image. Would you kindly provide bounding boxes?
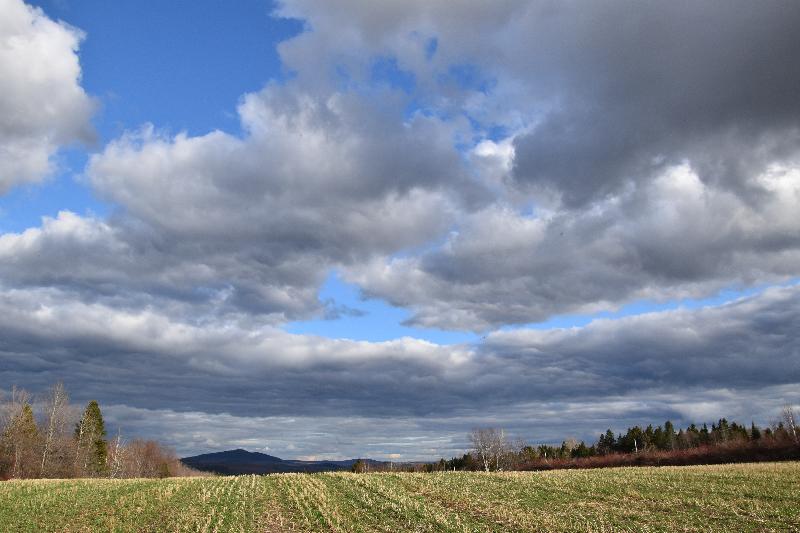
[1,462,798,532]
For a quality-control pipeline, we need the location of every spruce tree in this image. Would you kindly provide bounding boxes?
[699,423,710,445]
[653,425,665,450]
[597,429,616,454]
[664,420,676,450]
[75,400,108,477]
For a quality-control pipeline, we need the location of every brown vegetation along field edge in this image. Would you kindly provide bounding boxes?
[522,439,800,471]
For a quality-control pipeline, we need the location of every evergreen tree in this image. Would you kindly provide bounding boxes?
[620,426,645,453]
[685,423,701,448]
[597,429,616,455]
[652,425,665,450]
[644,424,655,449]
[699,423,710,445]
[663,421,676,450]
[750,422,761,440]
[571,441,592,458]
[537,444,556,460]
[712,418,730,442]
[729,422,749,441]
[520,445,538,462]
[75,400,108,477]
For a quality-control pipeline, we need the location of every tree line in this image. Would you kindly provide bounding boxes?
[430,406,800,472]
[1,383,200,480]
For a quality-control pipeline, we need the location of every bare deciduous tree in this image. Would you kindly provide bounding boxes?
[782,405,798,444]
[470,428,493,472]
[470,427,511,472]
[39,382,71,477]
[1,387,40,478]
[122,439,182,478]
[108,428,125,479]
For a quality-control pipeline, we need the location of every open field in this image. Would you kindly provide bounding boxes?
[1,462,798,532]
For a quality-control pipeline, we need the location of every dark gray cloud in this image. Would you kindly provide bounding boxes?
[277,0,800,205]
[275,0,800,207]
[351,164,800,330]
[507,1,800,206]
[103,384,799,459]
[1,285,798,457]
[268,0,800,330]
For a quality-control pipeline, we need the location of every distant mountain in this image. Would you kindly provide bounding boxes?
[181,449,387,475]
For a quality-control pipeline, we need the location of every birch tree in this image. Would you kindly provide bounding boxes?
[470,428,493,472]
[470,428,510,472]
[39,382,71,477]
[107,428,125,479]
[783,405,798,444]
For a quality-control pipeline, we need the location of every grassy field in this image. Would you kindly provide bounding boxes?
[0,462,798,532]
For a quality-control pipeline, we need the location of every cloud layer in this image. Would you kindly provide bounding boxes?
[1,0,799,458]
[1,283,798,457]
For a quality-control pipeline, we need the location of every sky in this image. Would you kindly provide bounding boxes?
[0,0,799,461]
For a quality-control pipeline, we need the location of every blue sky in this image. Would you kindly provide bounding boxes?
[1,0,798,458]
[34,0,300,136]
[1,0,300,231]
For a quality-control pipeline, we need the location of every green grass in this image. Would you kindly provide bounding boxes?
[1,462,798,532]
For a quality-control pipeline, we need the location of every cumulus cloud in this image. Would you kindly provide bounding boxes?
[82,84,477,320]
[350,163,800,330]
[0,0,94,193]
[0,84,478,321]
[265,0,800,330]
[6,0,799,330]
[276,0,800,206]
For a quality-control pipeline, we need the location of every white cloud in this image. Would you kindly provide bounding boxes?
[0,0,94,193]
